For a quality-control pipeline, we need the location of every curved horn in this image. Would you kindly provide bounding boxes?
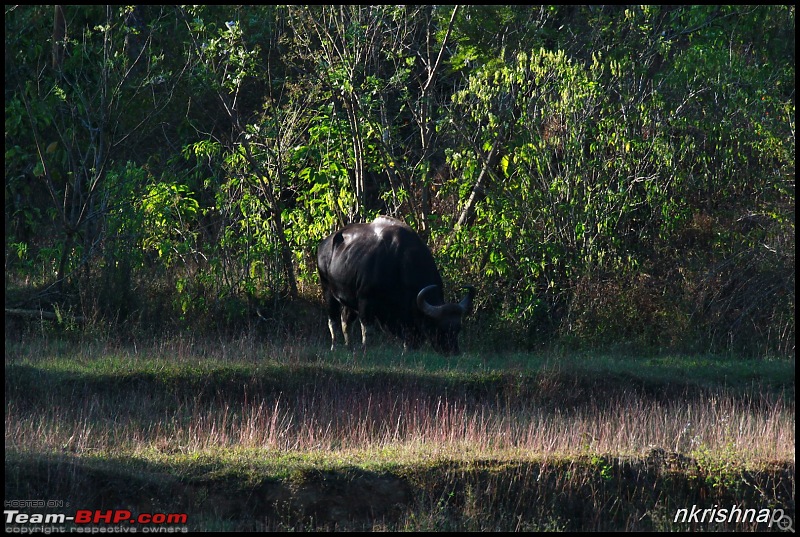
[459,285,476,315]
[417,285,446,319]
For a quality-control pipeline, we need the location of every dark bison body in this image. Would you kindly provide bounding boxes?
[317,216,475,355]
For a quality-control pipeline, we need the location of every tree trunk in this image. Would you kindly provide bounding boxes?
[456,129,506,230]
[345,96,366,221]
[52,5,66,70]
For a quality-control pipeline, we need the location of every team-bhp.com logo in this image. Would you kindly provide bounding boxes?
[5,509,189,533]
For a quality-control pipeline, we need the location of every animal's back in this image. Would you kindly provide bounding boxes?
[317,216,441,312]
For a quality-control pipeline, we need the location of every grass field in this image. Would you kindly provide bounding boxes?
[4,333,795,531]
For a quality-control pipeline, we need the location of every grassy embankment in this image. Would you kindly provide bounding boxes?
[5,334,795,531]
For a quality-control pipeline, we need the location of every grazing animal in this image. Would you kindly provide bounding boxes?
[316,216,475,355]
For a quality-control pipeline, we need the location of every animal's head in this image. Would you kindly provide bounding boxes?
[416,285,476,355]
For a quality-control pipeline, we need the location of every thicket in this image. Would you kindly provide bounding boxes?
[4,6,795,357]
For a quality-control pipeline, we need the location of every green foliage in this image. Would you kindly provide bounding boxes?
[443,47,682,342]
[437,7,793,354]
[140,181,200,264]
[692,443,745,494]
[4,5,794,355]
[184,7,262,96]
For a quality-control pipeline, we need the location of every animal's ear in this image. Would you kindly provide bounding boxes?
[333,231,345,248]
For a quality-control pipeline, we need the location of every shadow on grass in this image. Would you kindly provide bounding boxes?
[5,447,795,531]
[5,343,794,420]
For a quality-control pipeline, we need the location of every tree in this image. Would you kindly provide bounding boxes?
[284,6,463,230]
[6,6,195,308]
[182,6,302,298]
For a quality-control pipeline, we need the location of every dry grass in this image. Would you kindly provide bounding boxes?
[4,337,794,465]
[4,335,795,531]
[6,389,794,463]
